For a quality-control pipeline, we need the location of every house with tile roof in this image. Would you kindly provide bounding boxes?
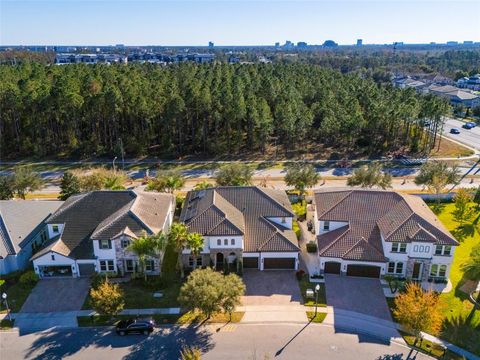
[180,186,300,271]
[0,200,63,275]
[313,189,458,281]
[31,190,175,278]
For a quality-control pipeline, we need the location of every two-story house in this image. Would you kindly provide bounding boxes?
[179,186,300,271]
[31,190,174,278]
[0,200,63,275]
[313,189,458,281]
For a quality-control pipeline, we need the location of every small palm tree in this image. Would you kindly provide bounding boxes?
[126,233,157,281]
[153,232,168,273]
[462,244,480,321]
[187,233,204,269]
[168,223,189,278]
[194,181,213,190]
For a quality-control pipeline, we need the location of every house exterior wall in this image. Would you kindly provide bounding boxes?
[317,220,349,235]
[33,251,78,277]
[113,235,160,276]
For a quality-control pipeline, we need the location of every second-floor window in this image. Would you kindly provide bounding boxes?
[391,242,407,253]
[121,239,131,248]
[100,240,111,249]
[52,225,59,233]
[231,239,235,245]
[224,239,228,245]
[217,239,221,246]
[323,221,330,231]
[435,245,452,256]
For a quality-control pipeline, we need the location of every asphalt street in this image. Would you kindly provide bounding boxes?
[442,117,480,151]
[0,323,433,360]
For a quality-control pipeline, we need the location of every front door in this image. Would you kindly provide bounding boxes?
[412,262,423,280]
[216,253,224,271]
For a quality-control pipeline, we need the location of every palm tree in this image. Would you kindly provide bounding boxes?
[186,233,204,269]
[126,233,157,281]
[153,232,169,274]
[462,243,480,322]
[193,181,213,190]
[168,223,189,278]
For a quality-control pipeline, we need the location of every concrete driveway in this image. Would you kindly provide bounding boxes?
[20,278,91,313]
[325,274,392,321]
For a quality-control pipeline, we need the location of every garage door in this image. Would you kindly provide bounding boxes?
[263,258,296,270]
[347,265,381,278]
[324,262,341,274]
[243,257,259,269]
[78,264,96,277]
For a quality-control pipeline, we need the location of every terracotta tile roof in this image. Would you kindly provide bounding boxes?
[180,186,299,253]
[314,189,458,262]
[32,190,174,260]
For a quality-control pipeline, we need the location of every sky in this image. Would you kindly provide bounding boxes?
[1,0,479,46]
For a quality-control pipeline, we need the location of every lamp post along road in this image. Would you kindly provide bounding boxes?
[112,156,118,173]
[314,284,320,317]
[2,293,11,321]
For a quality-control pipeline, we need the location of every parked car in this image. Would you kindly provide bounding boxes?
[450,128,460,134]
[462,123,474,130]
[116,318,155,336]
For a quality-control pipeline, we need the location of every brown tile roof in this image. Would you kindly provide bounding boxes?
[315,189,458,262]
[180,186,299,253]
[32,190,174,260]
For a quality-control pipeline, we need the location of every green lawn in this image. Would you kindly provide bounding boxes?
[297,276,326,307]
[83,278,181,310]
[399,331,464,360]
[77,311,244,327]
[430,202,480,355]
[0,272,37,313]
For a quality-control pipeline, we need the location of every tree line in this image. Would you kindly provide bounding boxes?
[0,62,449,160]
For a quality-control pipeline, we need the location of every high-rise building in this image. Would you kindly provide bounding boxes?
[208,41,214,48]
[275,42,280,48]
[297,42,307,48]
[356,39,363,46]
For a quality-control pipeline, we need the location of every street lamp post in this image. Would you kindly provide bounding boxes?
[314,284,320,317]
[2,293,10,321]
[112,156,118,173]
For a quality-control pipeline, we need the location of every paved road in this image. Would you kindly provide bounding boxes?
[443,117,480,151]
[0,324,433,360]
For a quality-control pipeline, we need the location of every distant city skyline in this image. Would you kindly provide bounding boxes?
[1,1,479,46]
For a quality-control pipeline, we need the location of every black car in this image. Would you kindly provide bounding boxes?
[115,318,155,336]
[450,128,460,134]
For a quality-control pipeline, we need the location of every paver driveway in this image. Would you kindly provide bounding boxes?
[242,269,302,305]
[241,270,307,323]
[20,278,91,313]
[325,274,392,321]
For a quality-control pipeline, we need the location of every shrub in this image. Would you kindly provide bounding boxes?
[236,260,243,276]
[293,221,301,239]
[306,241,318,253]
[292,202,306,221]
[296,269,305,281]
[19,271,39,287]
[90,281,124,316]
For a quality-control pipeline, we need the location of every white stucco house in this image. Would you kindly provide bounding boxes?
[0,200,63,275]
[31,190,175,278]
[313,189,458,281]
[179,186,300,271]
